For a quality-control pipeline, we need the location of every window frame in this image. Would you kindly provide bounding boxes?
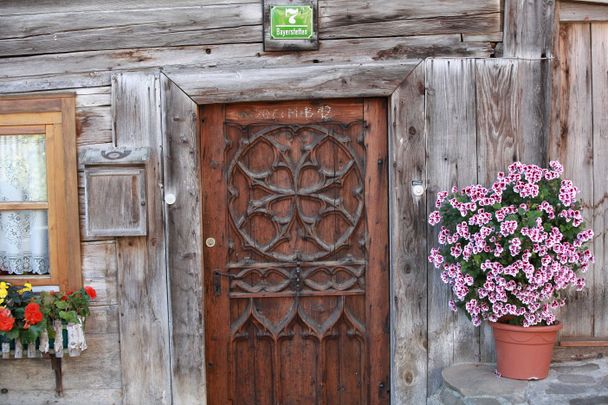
[0,94,82,291]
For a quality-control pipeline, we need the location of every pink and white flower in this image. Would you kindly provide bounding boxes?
[427,161,593,327]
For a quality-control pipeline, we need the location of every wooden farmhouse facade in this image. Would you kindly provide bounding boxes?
[0,0,607,404]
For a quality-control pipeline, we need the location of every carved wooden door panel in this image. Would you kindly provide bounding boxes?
[202,99,389,405]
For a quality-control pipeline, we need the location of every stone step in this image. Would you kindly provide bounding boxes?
[429,359,608,405]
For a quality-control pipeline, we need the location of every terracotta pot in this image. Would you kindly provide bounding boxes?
[490,321,562,380]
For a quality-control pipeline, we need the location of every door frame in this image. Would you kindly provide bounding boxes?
[160,61,428,404]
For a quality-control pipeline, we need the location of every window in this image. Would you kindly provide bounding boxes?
[0,95,81,291]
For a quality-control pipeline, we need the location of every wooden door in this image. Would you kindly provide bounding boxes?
[202,99,389,404]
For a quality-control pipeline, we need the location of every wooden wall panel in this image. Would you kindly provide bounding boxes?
[503,0,556,58]
[160,74,206,404]
[319,2,501,39]
[475,58,549,361]
[561,1,608,21]
[0,3,261,57]
[0,35,494,95]
[112,72,172,404]
[0,0,501,57]
[171,61,420,104]
[591,23,608,337]
[475,59,519,362]
[389,62,428,403]
[425,58,479,395]
[550,23,594,337]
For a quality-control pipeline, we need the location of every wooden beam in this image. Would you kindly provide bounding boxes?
[0,3,261,57]
[561,2,608,21]
[549,23,594,337]
[168,61,421,104]
[563,0,608,4]
[560,337,608,347]
[592,23,608,337]
[0,0,501,57]
[389,62,428,403]
[474,58,549,362]
[160,74,206,404]
[112,72,172,404]
[503,0,557,58]
[425,58,479,395]
[0,34,494,94]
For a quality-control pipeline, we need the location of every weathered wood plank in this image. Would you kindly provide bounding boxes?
[319,0,500,26]
[85,305,119,335]
[81,241,118,306]
[160,74,206,404]
[0,0,256,14]
[516,59,551,165]
[75,87,112,108]
[561,1,608,21]
[319,12,502,40]
[550,23,594,336]
[475,59,519,363]
[566,0,608,3]
[0,0,500,56]
[553,346,608,364]
[503,0,556,58]
[0,389,122,405]
[425,58,479,395]
[592,23,608,337]
[0,335,121,390]
[113,72,172,404]
[0,72,111,94]
[76,105,113,146]
[0,4,262,57]
[78,169,117,242]
[462,32,503,42]
[389,62,427,404]
[0,34,493,94]
[475,58,549,361]
[171,61,419,104]
[0,35,492,81]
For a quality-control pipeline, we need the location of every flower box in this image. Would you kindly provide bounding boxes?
[0,282,95,359]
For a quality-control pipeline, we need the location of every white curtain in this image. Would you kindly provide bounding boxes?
[0,135,49,275]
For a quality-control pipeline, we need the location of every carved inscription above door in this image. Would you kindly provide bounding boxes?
[202,99,389,405]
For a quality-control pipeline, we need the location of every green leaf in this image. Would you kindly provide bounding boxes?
[59,310,79,324]
[55,300,69,310]
[6,329,19,340]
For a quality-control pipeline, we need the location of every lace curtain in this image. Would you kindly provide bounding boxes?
[0,135,49,275]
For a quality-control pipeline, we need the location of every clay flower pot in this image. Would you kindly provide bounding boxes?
[490,321,562,380]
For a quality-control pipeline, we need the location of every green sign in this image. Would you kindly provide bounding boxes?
[270,5,314,40]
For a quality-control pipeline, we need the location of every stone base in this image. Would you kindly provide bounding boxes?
[429,359,608,405]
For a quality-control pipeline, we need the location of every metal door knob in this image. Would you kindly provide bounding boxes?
[205,237,216,248]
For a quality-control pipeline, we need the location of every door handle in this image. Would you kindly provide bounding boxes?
[213,270,234,296]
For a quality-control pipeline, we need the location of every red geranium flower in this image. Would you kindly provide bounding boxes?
[84,286,97,300]
[0,308,15,332]
[24,302,43,326]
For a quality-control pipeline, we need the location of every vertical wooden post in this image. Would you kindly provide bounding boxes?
[475,58,548,361]
[112,71,172,404]
[591,23,608,338]
[389,62,428,404]
[503,0,557,59]
[50,356,64,397]
[425,58,479,396]
[160,74,206,403]
[549,24,595,337]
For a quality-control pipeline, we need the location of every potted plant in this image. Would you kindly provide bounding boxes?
[0,281,96,358]
[428,161,594,380]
